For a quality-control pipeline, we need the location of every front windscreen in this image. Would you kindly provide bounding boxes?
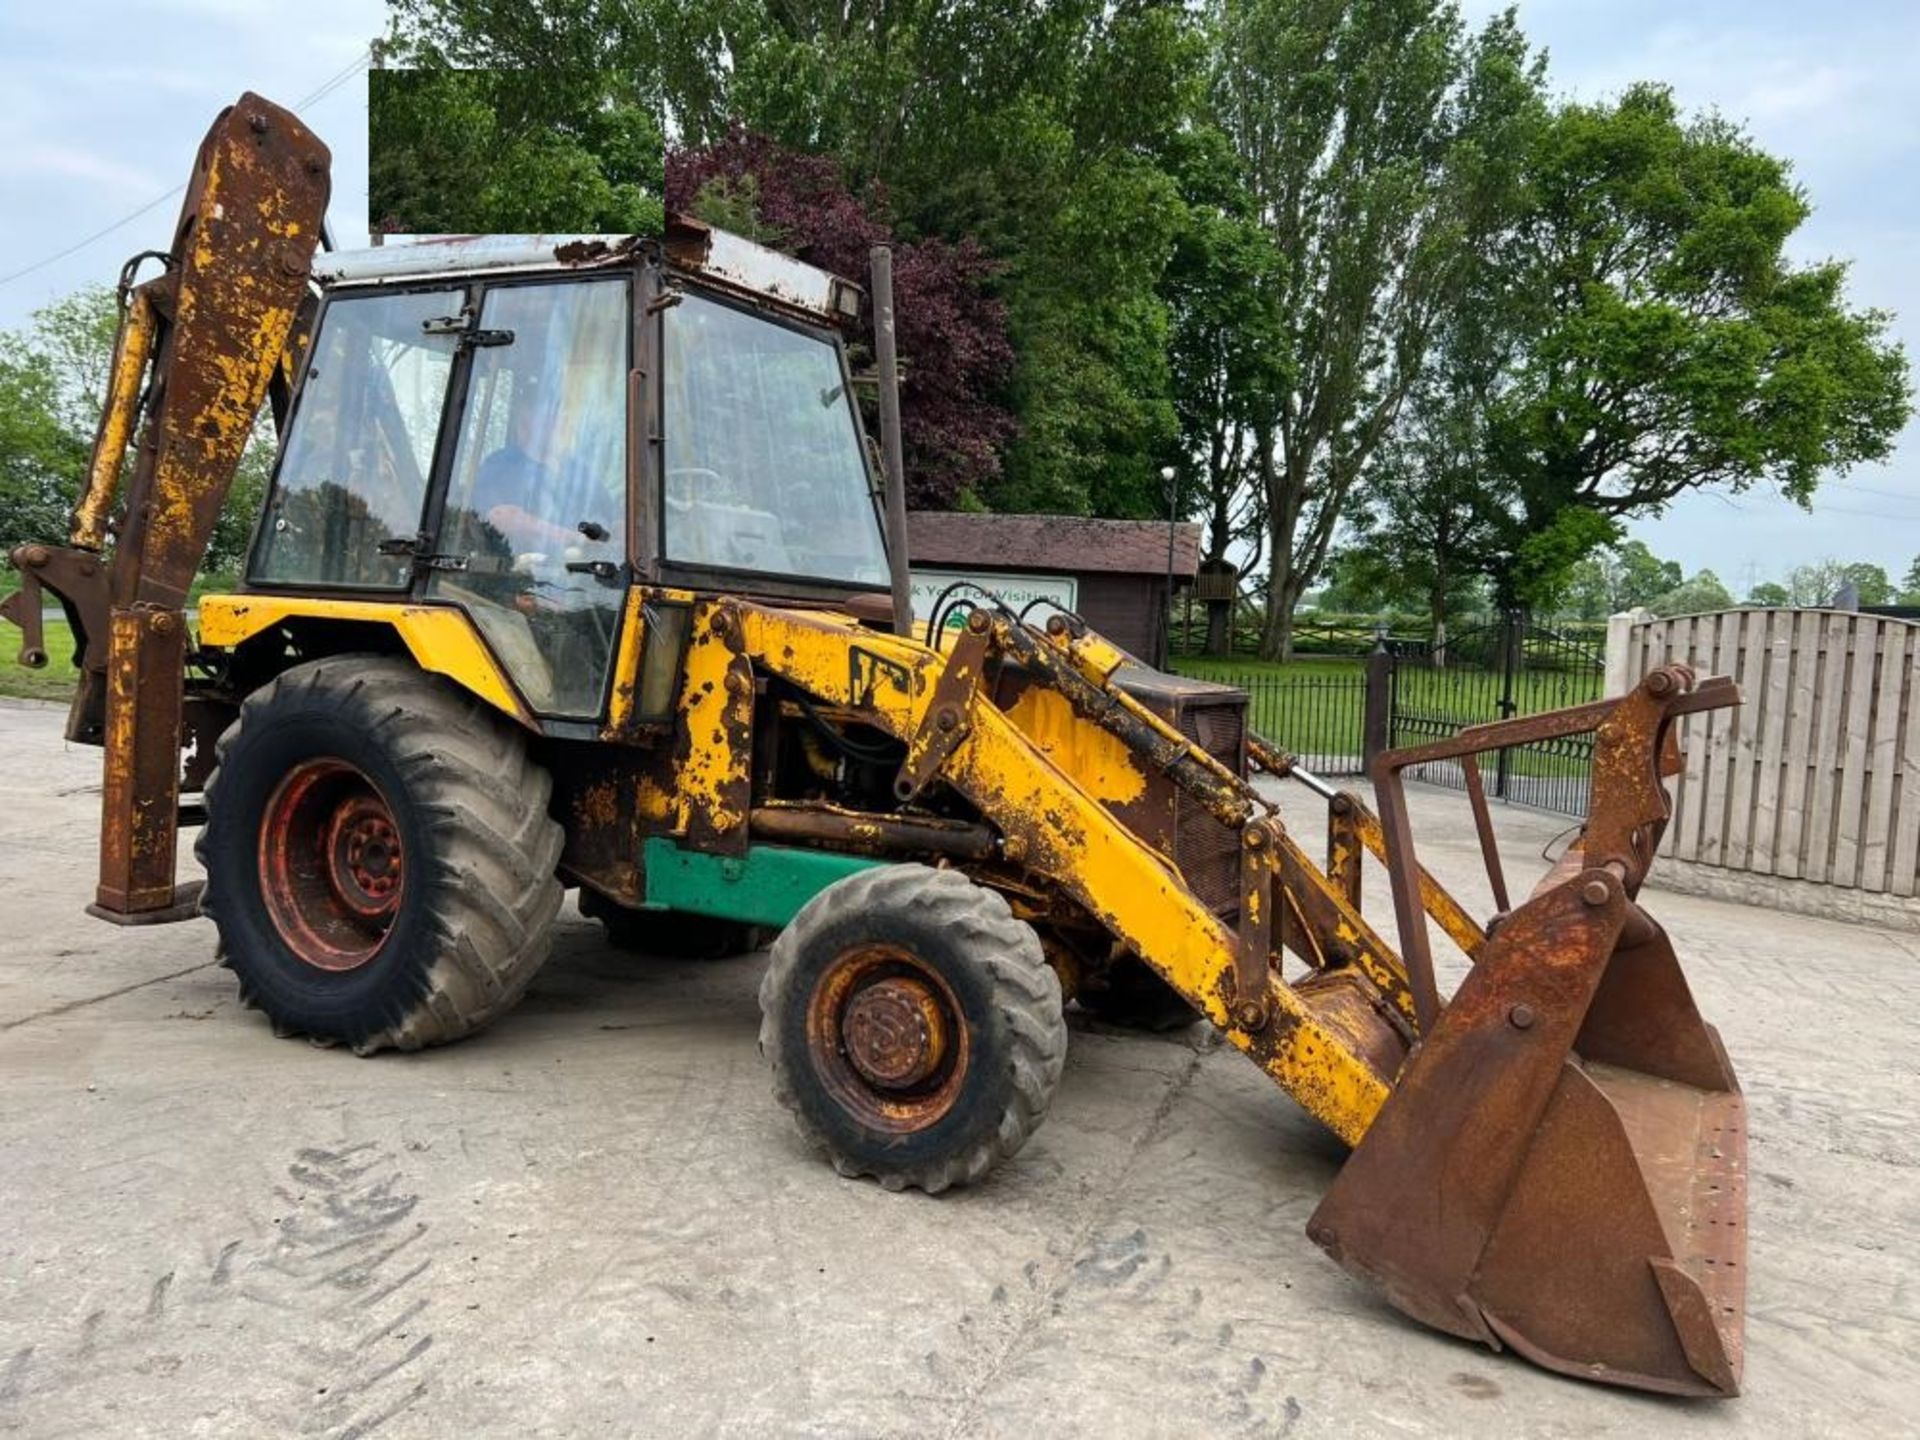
[661,291,890,587]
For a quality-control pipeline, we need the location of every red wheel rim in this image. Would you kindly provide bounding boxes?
[258,758,405,972]
[806,943,970,1134]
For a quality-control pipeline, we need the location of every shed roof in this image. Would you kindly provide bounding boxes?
[907,512,1201,579]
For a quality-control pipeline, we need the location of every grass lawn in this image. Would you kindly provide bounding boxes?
[1173,656,1370,758]
[0,617,78,703]
[0,569,234,704]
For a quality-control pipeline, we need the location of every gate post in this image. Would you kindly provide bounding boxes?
[1495,610,1521,800]
[1363,631,1393,767]
[1604,608,1651,697]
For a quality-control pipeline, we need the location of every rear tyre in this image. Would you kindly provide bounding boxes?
[196,655,564,1054]
[758,864,1067,1193]
[578,888,761,959]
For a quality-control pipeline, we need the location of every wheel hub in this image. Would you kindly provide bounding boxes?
[258,758,405,972]
[843,976,948,1089]
[328,799,403,918]
[807,943,971,1134]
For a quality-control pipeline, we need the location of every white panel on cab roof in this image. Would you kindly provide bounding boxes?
[313,235,638,285]
[311,227,862,321]
[696,230,863,321]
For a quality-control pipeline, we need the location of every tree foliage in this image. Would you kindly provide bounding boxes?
[0,285,270,573]
[369,66,663,233]
[1335,77,1910,619]
[1900,556,1920,606]
[1209,1,1546,655]
[1647,568,1732,616]
[0,333,84,554]
[1562,539,1684,619]
[1785,559,1893,607]
[375,0,1912,645]
[1475,85,1910,598]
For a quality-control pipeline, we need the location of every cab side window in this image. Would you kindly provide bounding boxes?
[252,289,461,587]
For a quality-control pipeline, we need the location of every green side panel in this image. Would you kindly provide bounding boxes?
[640,838,883,928]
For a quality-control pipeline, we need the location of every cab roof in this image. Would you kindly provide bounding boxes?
[311,218,865,326]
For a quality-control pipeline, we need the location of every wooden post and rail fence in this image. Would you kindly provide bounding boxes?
[1605,605,1920,928]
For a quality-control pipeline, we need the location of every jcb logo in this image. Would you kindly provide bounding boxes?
[848,647,911,707]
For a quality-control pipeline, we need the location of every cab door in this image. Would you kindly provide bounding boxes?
[424,275,631,719]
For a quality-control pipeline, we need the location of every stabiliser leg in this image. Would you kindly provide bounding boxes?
[67,96,329,922]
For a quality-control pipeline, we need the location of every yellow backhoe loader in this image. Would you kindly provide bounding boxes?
[2,97,1750,1398]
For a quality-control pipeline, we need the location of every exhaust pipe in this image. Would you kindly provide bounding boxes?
[869,245,913,637]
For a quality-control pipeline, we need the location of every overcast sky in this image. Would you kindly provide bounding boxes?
[2,0,1915,592]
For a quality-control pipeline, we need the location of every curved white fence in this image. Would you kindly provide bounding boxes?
[1606,606,1920,899]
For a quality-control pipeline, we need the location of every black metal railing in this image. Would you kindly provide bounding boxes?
[1172,611,1605,814]
[1176,663,1371,775]
[1387,616,1604,816]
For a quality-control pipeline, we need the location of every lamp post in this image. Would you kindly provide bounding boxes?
[1162,464,1178,666]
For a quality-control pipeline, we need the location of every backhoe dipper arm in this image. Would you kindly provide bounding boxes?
[2,95,330,921]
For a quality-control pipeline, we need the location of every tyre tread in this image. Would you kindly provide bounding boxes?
[758,863,1065,1194]
[197,654,562,1055]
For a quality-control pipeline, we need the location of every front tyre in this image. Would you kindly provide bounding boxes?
[758,864,1067,1193]
[197,655,564,1054]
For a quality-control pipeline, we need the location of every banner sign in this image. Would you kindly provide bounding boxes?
[909,568,1077,630]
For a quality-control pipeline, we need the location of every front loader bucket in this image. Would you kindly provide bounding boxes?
[1307,868,1746,1396]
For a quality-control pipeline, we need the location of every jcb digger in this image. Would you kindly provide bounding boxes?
[2,96,1751,1398]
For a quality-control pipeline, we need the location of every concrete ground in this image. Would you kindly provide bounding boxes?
[0,695,1914,1439]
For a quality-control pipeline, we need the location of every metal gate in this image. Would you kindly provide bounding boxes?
[1387,614,1605,816]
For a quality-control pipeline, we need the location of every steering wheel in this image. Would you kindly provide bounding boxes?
[664,466,735,510]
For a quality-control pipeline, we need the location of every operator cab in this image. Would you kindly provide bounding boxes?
[248,223,894,721]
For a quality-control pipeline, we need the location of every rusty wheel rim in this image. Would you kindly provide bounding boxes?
[258,758,404,972]
[807,943,970,1133]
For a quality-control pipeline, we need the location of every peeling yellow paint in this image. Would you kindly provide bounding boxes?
[198,595,529,724]
[1002,685,1148,807]
[736,601,1393,1144]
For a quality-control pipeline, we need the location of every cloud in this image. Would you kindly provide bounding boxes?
[0,142,161,197]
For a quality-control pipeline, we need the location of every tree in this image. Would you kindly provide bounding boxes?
[1611,541,1686,610]
[1210,1,1545,657]
[1840,563,1893,606]
[27,287,121,436]
[666,128,1016,510]
[0,285,269,573]
[1479,86,1910,594]
[1563,539,1684,617]
[1899,555,1920,606]
[0,335,84,553]
[1746,581,1791,606]
[1786,559,1892,607]
[1649,569,1732,616]
[1161,123,1282,610]
[391,0,1203,523]
[1341,363,1513,638]
[369,67,663,234]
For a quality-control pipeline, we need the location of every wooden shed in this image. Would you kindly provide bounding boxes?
[907,512,1202,668]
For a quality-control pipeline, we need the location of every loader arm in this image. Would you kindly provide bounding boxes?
[1,96,330,920]
[735,594,1750,1399]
